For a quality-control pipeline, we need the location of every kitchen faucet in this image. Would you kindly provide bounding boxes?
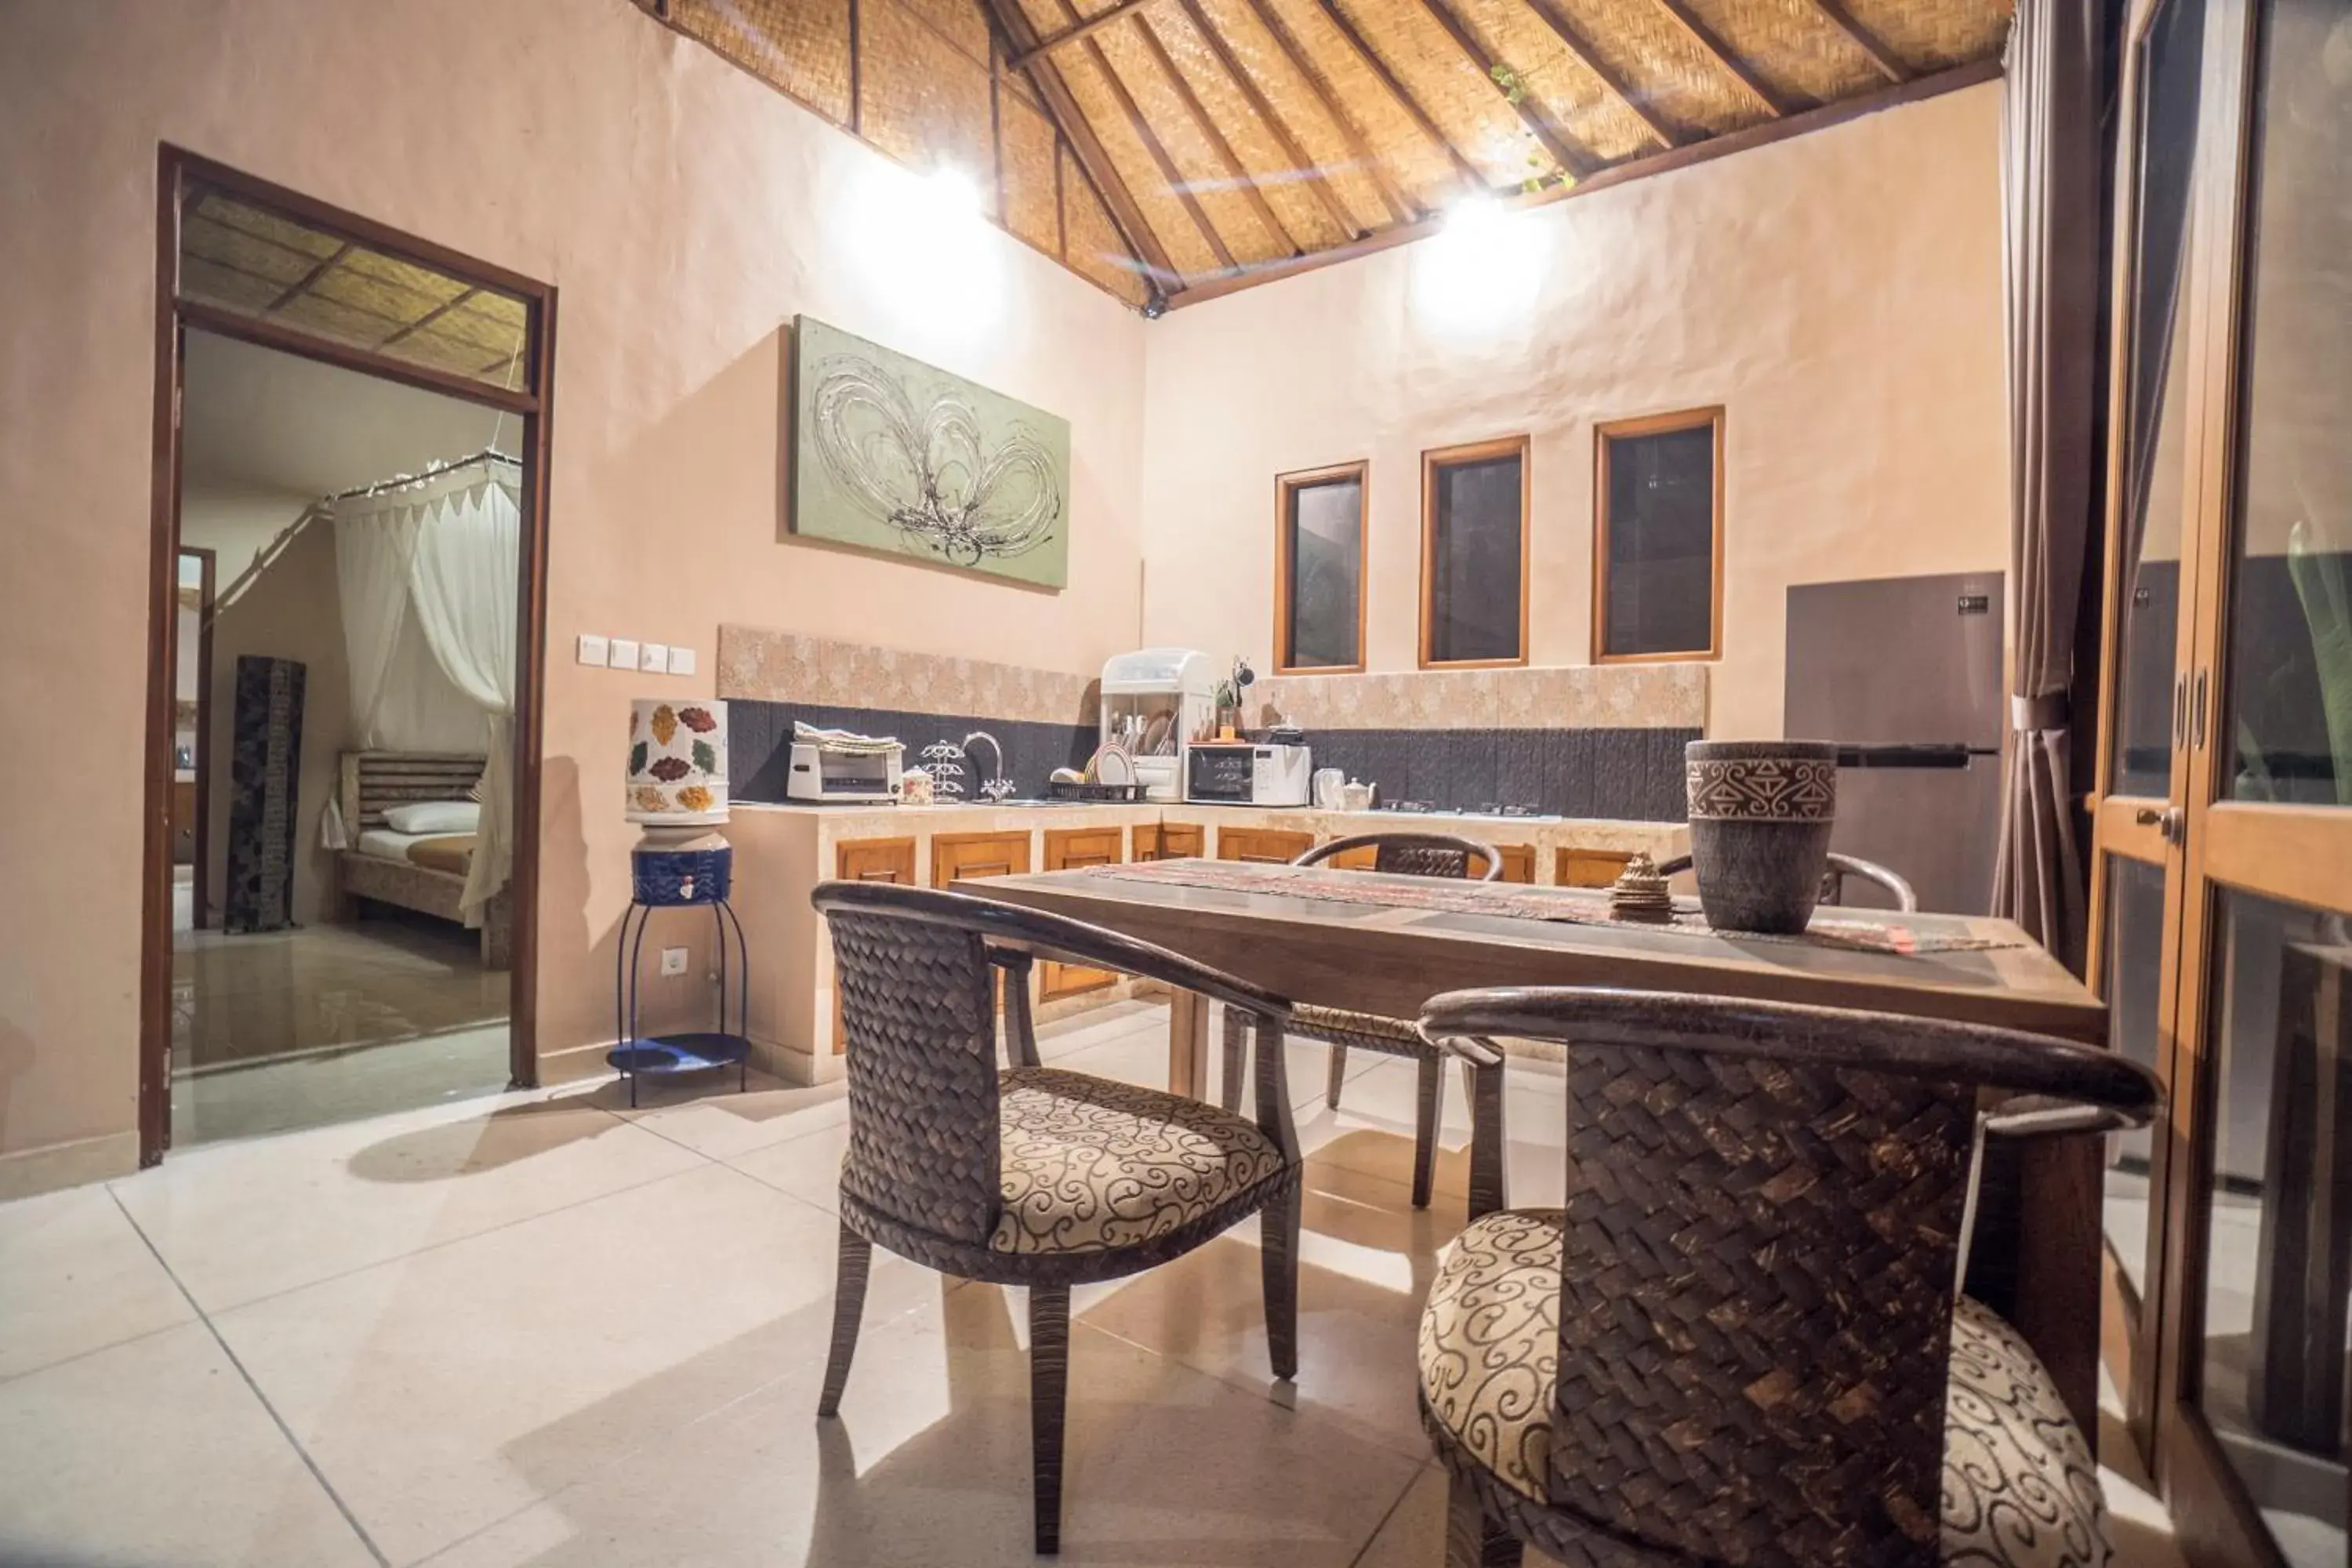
[960,731,1014,800]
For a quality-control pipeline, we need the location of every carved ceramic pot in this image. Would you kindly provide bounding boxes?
[1685,740,1838,935]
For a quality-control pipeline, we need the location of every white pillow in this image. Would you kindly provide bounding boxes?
[383,800,481,835]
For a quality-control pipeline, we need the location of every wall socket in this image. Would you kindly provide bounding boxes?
[659,946,689,977]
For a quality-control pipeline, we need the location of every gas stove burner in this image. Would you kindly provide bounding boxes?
[1380,800,1436,814]
[1490,804,1542,818]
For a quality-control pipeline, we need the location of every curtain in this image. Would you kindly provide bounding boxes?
[332,497,483,754]
[406,476,521,924]
[1992,0,2109,969]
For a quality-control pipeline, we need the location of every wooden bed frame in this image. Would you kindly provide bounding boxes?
[337,750,511,969]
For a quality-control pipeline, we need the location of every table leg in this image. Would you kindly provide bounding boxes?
[1168,989,1209,1101]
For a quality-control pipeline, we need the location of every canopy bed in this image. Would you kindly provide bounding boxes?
[320,451,521,968]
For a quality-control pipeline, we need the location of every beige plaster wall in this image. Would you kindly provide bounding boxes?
[0,0,1147,1175]
[1137,84,2012,742]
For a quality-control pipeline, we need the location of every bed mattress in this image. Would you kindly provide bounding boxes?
[357,828,477,877]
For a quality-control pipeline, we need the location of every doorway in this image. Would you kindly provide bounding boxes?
[143,151,555,1157]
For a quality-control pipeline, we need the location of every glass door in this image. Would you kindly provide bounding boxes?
[2157,0,2352,1557]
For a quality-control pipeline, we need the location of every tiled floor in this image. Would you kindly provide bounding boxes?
[0,1000,2192,1567]
[172,913,513,1145]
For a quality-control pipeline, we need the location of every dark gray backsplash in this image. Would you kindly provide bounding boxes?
[729,699,1693,820]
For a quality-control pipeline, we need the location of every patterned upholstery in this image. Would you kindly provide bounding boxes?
[1290,1002,1424,1044]
[991,1068,1287,1254]
[1418,1210,2112,1566]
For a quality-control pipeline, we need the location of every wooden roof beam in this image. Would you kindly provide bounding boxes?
[1802,0,1911,83]
[1413,0,1600,179]
[379,285,482,350]
[262,240,352,314]
[981,0,1185,294]
[1132,13,1305,254]
[1315,0,1487,194]
[1175,0,1373,237]
[1518,0,1681,151]
[1010,0,1159,69]
[1646,0,1798,118]
[1231,0,1419,225]
[1050,0,1240,274]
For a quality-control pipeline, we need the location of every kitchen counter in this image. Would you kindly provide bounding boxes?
[724,799,1687,1083]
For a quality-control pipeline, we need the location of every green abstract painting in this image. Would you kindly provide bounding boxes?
[789,316,1071,589]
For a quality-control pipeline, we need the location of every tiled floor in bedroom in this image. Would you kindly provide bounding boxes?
[0,1000,2190,1567]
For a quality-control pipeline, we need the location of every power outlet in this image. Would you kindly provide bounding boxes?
[659,946,689,977]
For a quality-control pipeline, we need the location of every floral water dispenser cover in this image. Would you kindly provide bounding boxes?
[628,699,729,826]
[789,315,1071,589]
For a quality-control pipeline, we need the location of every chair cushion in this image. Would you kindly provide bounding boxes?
[1417,1210,2111,1566]
[1290,1002,1425,1045]
[991,1068,1288,1254]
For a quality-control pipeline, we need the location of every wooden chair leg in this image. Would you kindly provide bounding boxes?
[816,1223,872,1418]
[1261,1178,1301,1381]
[1411,1050,1445,1210]
[1220,1006,1248,1114]
[1445,1468,1522,1566]
[1029,1283,1073,1555]
[1325,1039,1349,1109]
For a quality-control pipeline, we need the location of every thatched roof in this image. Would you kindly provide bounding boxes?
[644,0,2008,312]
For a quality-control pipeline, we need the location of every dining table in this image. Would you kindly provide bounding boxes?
[970,856,2116,1441]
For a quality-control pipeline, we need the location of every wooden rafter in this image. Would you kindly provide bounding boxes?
[1646,0,1797,118]
[1802,0,1910,83]
[980,0,1184,292]
[379,285,481,350]
[262,240,352,314]
[1316,0,1486,191]
[1052,0,1240,273]
[1175,0,1367,238]
[1132,13,1302,254]
[1229,0,1417,225]
[1413,0,1598,178]
[1010,0,1159,68]
[1517,0,1680,150]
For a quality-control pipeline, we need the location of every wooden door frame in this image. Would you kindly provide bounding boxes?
[176,545,216,931]
[142,146,558,1165]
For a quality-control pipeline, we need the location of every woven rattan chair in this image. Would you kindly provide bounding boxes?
[1214,832,1500,1210]
[1657,849,1920,912]
[1415,986,2159,1568]
[810,880,1302,1555]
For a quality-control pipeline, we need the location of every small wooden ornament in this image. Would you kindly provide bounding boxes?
[1609,851,1675,924]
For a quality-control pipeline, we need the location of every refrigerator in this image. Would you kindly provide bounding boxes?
[1783,572,2005,915]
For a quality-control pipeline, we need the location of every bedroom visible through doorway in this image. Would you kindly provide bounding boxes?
[169,330,523,1144]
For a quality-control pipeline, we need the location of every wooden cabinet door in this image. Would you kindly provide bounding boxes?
[1497,844,1535,884]
[1134,822,1203,861]
[832,837,918,1051]
[1040,826,1124,1000]
[1323,841,1378,870]
[931,830,1033,887]
[1216,826,1314,865]
[1556,848,1634,887]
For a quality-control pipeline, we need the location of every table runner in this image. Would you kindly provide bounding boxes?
[1083,859,2024,956]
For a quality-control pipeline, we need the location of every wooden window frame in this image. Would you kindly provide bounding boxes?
[1591,406,1726,665]
[1417,434,1531,670]
[1272,459,1370,675]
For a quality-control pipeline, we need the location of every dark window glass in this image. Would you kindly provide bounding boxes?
[2102,856,2166,1303]
[2196,887,2348,1553]
[2220,0,2352,811]
[1600,419,1718,658]
[1281,471,1363,670]
[1426,448,1523,664]
[2107,0,2206,798]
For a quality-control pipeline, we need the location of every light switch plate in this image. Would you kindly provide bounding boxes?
[639,641,670,673]
[659,946,689,977]
[608,638,640,670]
[576,633,609,667]
[667,645,697,677]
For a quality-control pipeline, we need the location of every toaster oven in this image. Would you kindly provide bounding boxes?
[786,724,904,802]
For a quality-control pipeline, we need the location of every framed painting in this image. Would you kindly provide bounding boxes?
[789,316,1071,589]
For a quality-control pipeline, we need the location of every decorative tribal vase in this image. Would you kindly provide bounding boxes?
[1684,739,1837,935]
[627,699,731,905]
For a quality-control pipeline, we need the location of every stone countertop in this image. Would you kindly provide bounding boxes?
[729,798,1686,850]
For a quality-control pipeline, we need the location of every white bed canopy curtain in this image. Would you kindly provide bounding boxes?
[327,452,522,925]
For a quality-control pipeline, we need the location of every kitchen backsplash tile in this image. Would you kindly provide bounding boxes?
[718,626,1098,726]
[1258,661,1707,732]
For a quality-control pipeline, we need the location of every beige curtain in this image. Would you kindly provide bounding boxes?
[1993,0,2107,970]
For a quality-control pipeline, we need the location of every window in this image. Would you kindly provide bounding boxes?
[1594,408,1723,662]
[1420,436,1529,666]
[1274,462,1367,672]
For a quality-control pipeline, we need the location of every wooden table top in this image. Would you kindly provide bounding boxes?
[976,861,2107,1045]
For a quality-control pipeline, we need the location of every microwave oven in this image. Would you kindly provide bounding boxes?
[1185,742,1312,806]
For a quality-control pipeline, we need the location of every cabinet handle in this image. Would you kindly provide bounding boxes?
[2133,804,2186,846]
[964,862,1013,878]
[2192,670,2209,750]
[2172,674,2188,750]
[856,869,901,881]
